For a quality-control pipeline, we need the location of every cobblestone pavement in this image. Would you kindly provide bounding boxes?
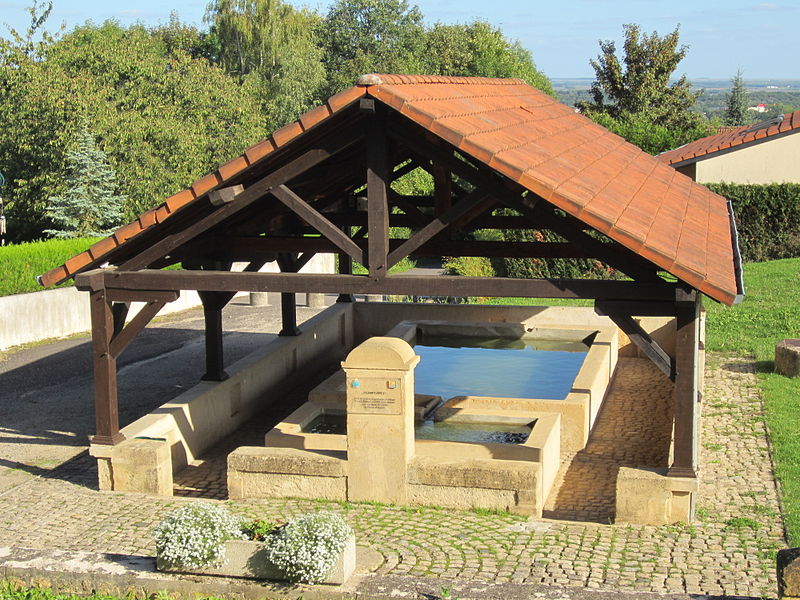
[543,358,674,522]
[0,353,785,598]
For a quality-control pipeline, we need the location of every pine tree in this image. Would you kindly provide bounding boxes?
[45,126,126,238]
[725,69,750,126]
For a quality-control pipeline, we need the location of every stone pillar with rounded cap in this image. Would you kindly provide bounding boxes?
[341,337,419,504]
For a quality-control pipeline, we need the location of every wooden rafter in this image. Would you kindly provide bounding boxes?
[270,184,364,264]
[386,188,493,268]
[119,127,364,271]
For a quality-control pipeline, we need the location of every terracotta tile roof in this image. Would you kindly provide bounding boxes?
[659,110,800,166]
[40,74,741,305]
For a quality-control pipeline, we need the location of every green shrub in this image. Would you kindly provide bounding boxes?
[499,228,613,280]
[443,255,494,278]
[0,237,99,297]
[706,183,800,263]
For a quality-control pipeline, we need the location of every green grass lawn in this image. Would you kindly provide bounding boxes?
[704,257,800,545]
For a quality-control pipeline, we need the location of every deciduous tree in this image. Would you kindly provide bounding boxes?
[577,23,713,153]
[319,0,425,96]
[0,16,265,240]
[205,0,325,129]
[423,20,554,96]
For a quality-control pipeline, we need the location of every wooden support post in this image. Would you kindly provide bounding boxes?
[279,292,300,336]
[363,99,389,278]
[433,161,452,216]
[198,291,232,381]
[89,288,124,446]
[278,253,301,336]
[669,296,701,478]
[337,225,355,303]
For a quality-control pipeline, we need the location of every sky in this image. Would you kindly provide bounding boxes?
[1,0,798,79]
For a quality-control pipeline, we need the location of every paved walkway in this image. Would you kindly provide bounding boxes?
[0,349,786,599]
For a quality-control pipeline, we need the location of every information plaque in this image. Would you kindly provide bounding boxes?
[347,377,403,415]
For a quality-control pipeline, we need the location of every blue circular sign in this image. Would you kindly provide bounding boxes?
[0,172,5,187]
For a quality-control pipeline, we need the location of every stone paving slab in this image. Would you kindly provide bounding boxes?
[0,353,787,599]
[0,546,725,600]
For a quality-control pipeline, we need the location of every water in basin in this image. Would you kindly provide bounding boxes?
[302,413,532,445]
[413,334,588,401]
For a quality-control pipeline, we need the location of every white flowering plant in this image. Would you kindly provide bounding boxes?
[265,511,352,583]
[153,502,246,569]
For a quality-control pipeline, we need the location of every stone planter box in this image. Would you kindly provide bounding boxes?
[156,534,356,584]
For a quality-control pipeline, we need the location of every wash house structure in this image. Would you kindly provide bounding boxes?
[41,75,743,523]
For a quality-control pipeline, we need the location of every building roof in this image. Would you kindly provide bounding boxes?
[40,74,742,305]
[659,109,800,167]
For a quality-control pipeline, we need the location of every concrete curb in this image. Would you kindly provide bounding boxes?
[0,286,204,352]
[0,255,334,352]
[0,546,699,600]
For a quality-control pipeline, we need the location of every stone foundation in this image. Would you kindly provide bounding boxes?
[615,466,697,525]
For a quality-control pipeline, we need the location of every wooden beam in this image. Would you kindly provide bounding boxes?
[386,189,492,268]
[181,236,593,261]
[337,225,356,304]
[89,288,124,446]
[105,289,181,303]
[599,309,675,381]
[325,212,550,231]
[119,128,363,271]
[391,158,421,182]
[109,300,167,360]
[366,105,390,278]
[387,190,429,227]
[594,300,679,317]
[209,185,244,207]
[433,161,452,216]
[669,297,701,478]
[271,184,364,263]
[513,199,662,282]
[92,269,678,301]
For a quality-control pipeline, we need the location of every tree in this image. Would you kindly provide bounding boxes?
[423,20,554,96]
[577,24,713,154]
[319,0,425,96]
[725,69,750,126]
[578,24,704,131]
[205,0,325,129]
[44,125,125,238]
[0,17,266,240]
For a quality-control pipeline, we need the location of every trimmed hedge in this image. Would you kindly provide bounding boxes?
[707,183,800,263]
[0,237,97,297]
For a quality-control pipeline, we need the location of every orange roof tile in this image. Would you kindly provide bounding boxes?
[40,74,741,305]
[659,110,800,166]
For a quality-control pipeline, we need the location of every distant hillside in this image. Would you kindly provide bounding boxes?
[552,78,800,122]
